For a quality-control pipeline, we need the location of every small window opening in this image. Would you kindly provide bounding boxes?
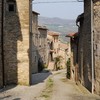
[8,4,15,12]
[35,56,37,62]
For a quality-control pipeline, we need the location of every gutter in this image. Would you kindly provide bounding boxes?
[1,0,5,86]
[91,0,94,94]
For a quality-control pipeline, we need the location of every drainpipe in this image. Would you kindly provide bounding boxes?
[91,0,94,94]
[1,0,5,87]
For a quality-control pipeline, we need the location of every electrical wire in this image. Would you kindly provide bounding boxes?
[33,0,83,4]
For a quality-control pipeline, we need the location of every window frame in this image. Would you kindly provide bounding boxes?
[7,1,16,12]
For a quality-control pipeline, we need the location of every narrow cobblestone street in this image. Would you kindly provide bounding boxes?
[0,69,100,100]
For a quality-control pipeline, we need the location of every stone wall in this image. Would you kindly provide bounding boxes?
[70,37,78,81]
[58,43,68,69]
[3,0,31,85]
[38,28,48,66]
[32,12,39,73]
[78,0,92,92]
[77,0,100,95]
[0,0,3,88]
[77,14,84,84]
[52,36,59,58]
[82,0,92,91]
[93,0,100,95]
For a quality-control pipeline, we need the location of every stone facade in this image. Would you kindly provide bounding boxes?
[47,31,69,70]
[0,0,32,86]
[58,42,69,69]
[0,0,3,88]
[32,11,39,73]
[47,31,60,61]
[66,33,79,81]
[38,26,48,67]
[76,13,84,84]
[75,0,92,92]
[93,0,100,95]
[47,34,53,62]
[68,0,93,90]
[75,0,100,95]
[32,11,48,73]
[82,0,92,92]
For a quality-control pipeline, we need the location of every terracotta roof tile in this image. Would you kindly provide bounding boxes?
[48,31,59,36]
[66,32,78,37]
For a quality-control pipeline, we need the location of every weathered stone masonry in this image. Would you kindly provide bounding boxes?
[81,0,100,95]
[81,0,92,92]
[32,11,39,73]
[0,0,3,88]
[0,0,32,86]
[38,27,48,66]
[77,0,100,95]
[93,0,100,95]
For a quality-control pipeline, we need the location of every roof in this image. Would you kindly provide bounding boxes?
[48,31,59,36]
[66,32,78,38]
[38,26,48,30]
[32,11,40,15]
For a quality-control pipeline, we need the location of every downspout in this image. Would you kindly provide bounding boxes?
[91,0,94,94]
[1,0,5,86]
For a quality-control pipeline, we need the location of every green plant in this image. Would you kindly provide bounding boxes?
[53,56,63,71]
[40,78,53,100]
[66,58,71,79]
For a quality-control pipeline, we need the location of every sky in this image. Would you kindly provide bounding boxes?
[32,0,84,20]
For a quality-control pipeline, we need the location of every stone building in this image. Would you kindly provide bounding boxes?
[47,31,69,70]
[38,26,48,71]
[0,0,3,88]
[58,42,69,69]
[93,0,100,95]
[32,11,40,73]
[47,34,54,62]
[32,11,48,73]
[72,0,100,95]
[66,33,79,81]
[47,31,60,70]
[0,0,33,87]
[76,13,84,84]
[47,31,60,61]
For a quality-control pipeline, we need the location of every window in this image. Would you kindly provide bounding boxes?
[54,37,55,42]
[8,4,14,12]
[39,37,41,47]
[35,56,37,62]
[7,0,16,13]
